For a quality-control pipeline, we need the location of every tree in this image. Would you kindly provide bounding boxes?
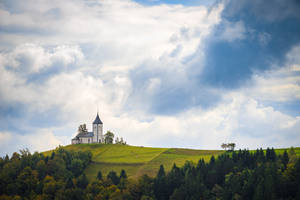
[16,167,38,196]
[70,159,83,177]
[288,147,297,163]
[42,175,58,199]
[77,174,89,189]
[36,160,47,180]
[66,177,74,189]
[228,143,236,151]
[104,131,114,144]
[78,124,88,134]
[120,137,126,145]
[221,143,236,151]
[97,171,102,180]
[221,143,228,151]
[282,150,289,169]
[154,165,167,200]
[120,169,127,179]
[119,170,128,192]
[157,165,165,178]
[107,171,120,185]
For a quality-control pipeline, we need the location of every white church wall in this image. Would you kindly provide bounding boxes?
[79,137,92,144]
[93,124,98,143]
[99,124,103,143]
[93,124,103,143]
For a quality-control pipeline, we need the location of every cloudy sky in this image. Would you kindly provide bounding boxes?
[1,0,300,156]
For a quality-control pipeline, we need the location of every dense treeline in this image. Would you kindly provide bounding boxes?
[0,147,299,200]
[150,148,300,200]
[0,147,92,200]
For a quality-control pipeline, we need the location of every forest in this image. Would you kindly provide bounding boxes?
[0,147,299,200]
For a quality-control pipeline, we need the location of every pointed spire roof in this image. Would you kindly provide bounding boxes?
[93,113,103,124]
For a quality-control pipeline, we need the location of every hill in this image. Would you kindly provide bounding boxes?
[54,144,300,181]
[57,144,223,180]
[3,144,299,199]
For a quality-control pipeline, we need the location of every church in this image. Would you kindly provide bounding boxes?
[71,113,104,144]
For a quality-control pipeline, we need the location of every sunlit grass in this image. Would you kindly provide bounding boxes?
[44,144,300,181]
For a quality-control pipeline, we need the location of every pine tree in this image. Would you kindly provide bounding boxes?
[157,165,165,178]
[77,173,89,189]
[107,171,120,185]
[282,150,289,169]
[253,179,264,200]
[154,165,167,200]
[120,169,127,179]
[66,177,74,189]
[97,170,102,180]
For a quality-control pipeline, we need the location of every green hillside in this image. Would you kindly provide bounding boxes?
[60,144,222,180]
[54,144,300,181]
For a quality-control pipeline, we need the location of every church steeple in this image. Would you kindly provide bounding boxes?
[93,112,103,124]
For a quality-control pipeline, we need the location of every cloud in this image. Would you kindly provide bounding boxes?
[245,44,300,103]
[1,43,83,74]
[201,0,300,88]
[223,0,300,22]
[0,130,62,156]
[218,20,246,42]
[0,0,299,156]
[0,44,84,106]
[105,93,300,150]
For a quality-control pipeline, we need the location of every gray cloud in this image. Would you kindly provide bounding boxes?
[0,0,299,156]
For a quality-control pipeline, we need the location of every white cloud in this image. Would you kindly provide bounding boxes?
[219,20,246,42]
[0,130,62,156]
[0,44,85,109]
[0,0,299,156]
[101,93,300,150]
[245,45,300,102]
[2,43,83,73]
[0,0,223,67]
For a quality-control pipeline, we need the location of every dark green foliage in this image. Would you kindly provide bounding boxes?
[70,159,83,177]
[76,173,89,189]
[66,177,74,189]
[154,165,168,200]
[282,150,289,169]
[120,169,127,179]
[104,131,114,144]
[97,170,102,180]
[130,174,155,199]
[0,147,91,199]
[157,164,165,178]
[150,148,300,200]
[107,171,120,185]
[1,147,299,199]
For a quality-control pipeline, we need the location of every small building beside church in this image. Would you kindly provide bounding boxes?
[71,113,104,144]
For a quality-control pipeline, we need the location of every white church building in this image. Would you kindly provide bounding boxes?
[71,113,104,144]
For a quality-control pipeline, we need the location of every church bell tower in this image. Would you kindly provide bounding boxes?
[92,112,103,143]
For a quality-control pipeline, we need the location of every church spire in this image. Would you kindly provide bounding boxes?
[93,112,103,124]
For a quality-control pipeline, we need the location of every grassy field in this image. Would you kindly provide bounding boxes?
[51,144,300,181]
[59,144,223,180]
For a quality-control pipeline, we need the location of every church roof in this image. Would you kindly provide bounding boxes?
[76,132,94,138]
[93,113,103,124]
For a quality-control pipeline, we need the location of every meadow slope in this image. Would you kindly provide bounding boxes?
[61,144,223,180]
[56,144,300,181]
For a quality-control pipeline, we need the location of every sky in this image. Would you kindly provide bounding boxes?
[0,0,300,156]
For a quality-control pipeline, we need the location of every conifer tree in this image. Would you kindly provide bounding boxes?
[97,171,102,180]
